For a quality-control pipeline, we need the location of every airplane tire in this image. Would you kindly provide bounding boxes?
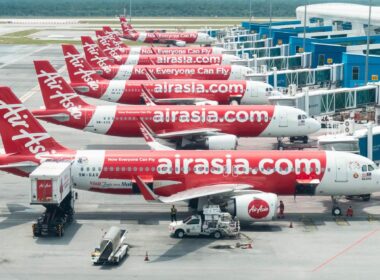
[332,207,342,216]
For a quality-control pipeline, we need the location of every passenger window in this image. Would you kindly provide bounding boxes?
[362,165,367,172]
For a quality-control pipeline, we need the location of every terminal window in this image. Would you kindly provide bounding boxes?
[318,54,325,66]
[352,67,359,80]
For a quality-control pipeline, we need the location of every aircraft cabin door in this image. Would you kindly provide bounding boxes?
[335,157,348,182]
[278,110,288,127]
[250,86,258,97]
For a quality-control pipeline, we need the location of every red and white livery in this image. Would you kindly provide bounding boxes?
[0,86,378,220]
[119,16,216,46]
[98,28,225,56]
[33,61,320,149]
[81,36,238,66]
[61,47,273,105]
[62,44,251,81]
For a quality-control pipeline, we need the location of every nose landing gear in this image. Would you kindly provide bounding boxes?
[331,196,342,216]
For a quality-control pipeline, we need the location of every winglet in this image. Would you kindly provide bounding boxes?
[144,68,157,80]
[137,119,174,151]
[148,57,156,65]
[134,176,159,201]
[140,84,156,106]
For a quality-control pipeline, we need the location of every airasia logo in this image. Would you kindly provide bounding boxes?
[0,101,56,160]
[247,199,269,219]
[64,52,100,91]
[37,70,83,120]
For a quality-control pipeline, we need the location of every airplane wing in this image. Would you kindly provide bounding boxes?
[138,116,221,138]
[155,128,221,138]
[137,119,174,151]
[135,176,253,203]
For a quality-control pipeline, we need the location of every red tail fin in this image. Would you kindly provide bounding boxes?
[93,32,124,62]
[61,44,104,88]
[120,17,136,36]
[34,60,90,110]
[0,86,67,156]
[80,37,118,71]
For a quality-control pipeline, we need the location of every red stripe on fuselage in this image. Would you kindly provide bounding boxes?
[128,65,232,80]
[99,150,327,196]
[106,105,274,137]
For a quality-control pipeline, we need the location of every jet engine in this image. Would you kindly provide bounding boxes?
[174,40,186,47]
[205,135,238,150]
[226,193,278,222]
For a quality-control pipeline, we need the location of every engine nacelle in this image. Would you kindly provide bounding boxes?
[195,100,219,106]
[180,134,238,150]
[205,135,238,150]
[226,193,278,222]
[174,40,186,47]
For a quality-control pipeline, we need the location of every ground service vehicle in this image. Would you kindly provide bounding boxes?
[30,161,75,237]
[91,226,129,265]
[169,205,240,239]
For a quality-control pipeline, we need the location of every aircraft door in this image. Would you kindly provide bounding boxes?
[250,86,258,97]
[278,110,288,127]
[335,157,348,182]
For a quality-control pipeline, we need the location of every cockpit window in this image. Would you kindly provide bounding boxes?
[266,88,273,92]
[368,165,375,171]
[298,115,302,120]
[302,115,307,119]
[362,165,367,172]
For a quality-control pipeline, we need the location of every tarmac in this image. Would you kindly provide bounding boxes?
[0,44,379,280]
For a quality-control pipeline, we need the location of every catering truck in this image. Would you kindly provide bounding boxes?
[169,205,240,239]
[30,161,75,237]
[91,226,129,265]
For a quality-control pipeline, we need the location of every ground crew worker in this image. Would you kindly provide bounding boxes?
[278,200,285,219]
[346,206,353,217]
[170,205,177,222]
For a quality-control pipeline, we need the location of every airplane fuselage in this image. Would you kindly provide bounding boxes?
[33,105,320,138]
[1,150,378,198]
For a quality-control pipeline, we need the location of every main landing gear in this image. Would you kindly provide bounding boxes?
[331,196,342,216]
[277,137,284,150]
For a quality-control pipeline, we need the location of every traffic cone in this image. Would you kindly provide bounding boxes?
[289,221,293,228]
[144,251,149,261]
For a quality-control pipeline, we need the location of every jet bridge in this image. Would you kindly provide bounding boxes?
[233,52,312,71]
[246,64,343,89]
[215,38,272,51]
[269,84,380,117]
[223,44,289,58]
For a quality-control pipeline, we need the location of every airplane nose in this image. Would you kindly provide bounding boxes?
[308,118,321,133]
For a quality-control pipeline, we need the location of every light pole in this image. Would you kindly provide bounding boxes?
[129,0,132,23]
[365,0,372,85]
[303,1,308,52]
[269,0,272,39]
[249,0,252,24]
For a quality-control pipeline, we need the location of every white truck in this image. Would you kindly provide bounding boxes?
[30,161,75,237]
[169,205,240,239]
[91,226,129,265]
